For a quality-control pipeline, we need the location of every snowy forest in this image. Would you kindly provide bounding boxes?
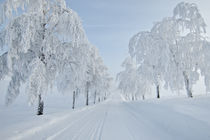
[0,0,210,140]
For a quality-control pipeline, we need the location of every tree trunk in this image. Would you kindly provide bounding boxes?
[86,90,89,106]
[142,95,145,100]
[72,91,76,109]
[37,94,44,115]
[86,82,90,106]
[94,91,96,104]
[183,72,193,98]
[132,95,134,101]
[156,85,160,99]
[98,97,100,103]
[104,92,107,101]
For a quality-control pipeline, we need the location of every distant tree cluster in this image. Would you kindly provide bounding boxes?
[0,0,112,115]
[117,2,210,100]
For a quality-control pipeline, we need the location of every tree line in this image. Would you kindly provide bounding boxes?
[0,0,112,115]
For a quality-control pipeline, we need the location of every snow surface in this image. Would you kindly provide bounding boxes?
[0,93,210,140]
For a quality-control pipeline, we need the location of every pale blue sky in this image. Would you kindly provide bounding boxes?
[68,0,210,77]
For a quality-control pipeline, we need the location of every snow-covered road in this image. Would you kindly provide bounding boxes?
[1,96,210,140]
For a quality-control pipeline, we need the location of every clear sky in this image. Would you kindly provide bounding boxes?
[68,0,210,77]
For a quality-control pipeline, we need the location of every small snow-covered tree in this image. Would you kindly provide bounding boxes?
[91,56,108,103]
[84,46,112,105]
[56,42,90,109]
[98,69,112,101]
[200,41,210,93]
[117,56,148,100]
[117,57,135,100]
[129,30,168,98]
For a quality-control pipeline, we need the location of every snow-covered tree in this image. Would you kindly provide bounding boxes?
[0,0,112,113]
[84,46,112,105]
[162,2,207,97]
[55,42,90,109]
[0,0,89,115]
[91,56,109,103]
[120,2,209,99]
[129,31,168,98]
[200,41,210,93]
[117,56,149,100]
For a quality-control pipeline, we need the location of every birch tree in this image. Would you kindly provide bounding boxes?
[127,2,208,98]
[0,0,88,115]
[162,2,207,97]
[117,56,148,100]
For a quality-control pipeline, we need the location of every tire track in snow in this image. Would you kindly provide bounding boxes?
[71,116,98,139]
[121,102,172,140]
[97,110,107,140]
[89,105,108,140]
[122,101,210,140]
[71,106,107,140]
[46,103,108,140]
[87,114,105,140]
[45,107,97,140]
[115,103,136,140]
[7,113,74,140]
[8,106,97,140]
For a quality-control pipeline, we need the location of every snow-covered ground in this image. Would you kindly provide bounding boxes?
[0,93,210,140]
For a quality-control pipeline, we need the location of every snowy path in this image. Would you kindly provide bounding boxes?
[1,96,210,140]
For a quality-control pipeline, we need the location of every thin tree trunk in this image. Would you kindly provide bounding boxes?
[142,95,145,100]
[132,95,134,101]
[98,97,100,103]
[37,94,44,115]
[183,72,193,98]
[86,82,89,106]
[104,92,107,100]
[72,91,76,109]
[86,90,89,106]
[94,91,96,104]
[157,85,160,99]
